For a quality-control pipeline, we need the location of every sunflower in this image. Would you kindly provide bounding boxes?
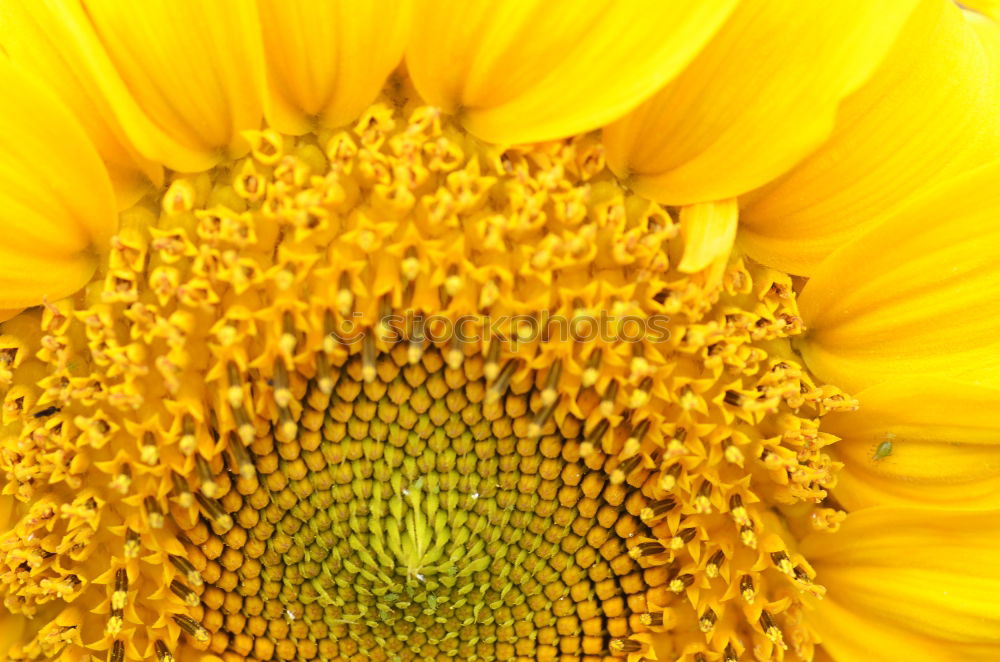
[1,1,999,661]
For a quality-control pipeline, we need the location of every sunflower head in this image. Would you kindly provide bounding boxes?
[0,84,862,662]
[3,2,1000,662]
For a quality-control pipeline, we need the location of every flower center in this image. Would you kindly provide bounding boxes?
[0,86,855,662]
[186,343,674,661]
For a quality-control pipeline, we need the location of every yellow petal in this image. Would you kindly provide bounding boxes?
[677,199,738,273]
[257,0,411,135]
[0,310,20,324]
[0,0,162,209]
[825,380,1000,510]
[802,507,1000,661]
[814,596,1000,662]
[604,0,919,205]
[0,59,116,309]
[796,162,1000,393]
[68,0,264,172]
[406,0,737,145]
[740,1,1000,275]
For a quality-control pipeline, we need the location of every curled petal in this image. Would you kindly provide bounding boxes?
[257,0,411,135]
[803,507,1000,662]
[0,0,162,208]
[797,162,1000,393]
[0,59,117,309]
[604,0,919,205]
[69,0,265,171]
[407,0,736,144]
[825,380,1000,510]
[740,1,1000,274]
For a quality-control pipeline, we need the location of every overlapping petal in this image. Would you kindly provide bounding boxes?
[0,59,116,310]
[677,200,738,274]
[406,0,737,144]
[797,162,1000,393]
[257,0,411,135]
[0,0,162,208]
[603,0,919,205]
[803,507,1000,662]
[63,0,264,172]
[825,380,1000,510]
[740,0,1000,274]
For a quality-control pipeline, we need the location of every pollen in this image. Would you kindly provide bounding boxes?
[0,85,855,662]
